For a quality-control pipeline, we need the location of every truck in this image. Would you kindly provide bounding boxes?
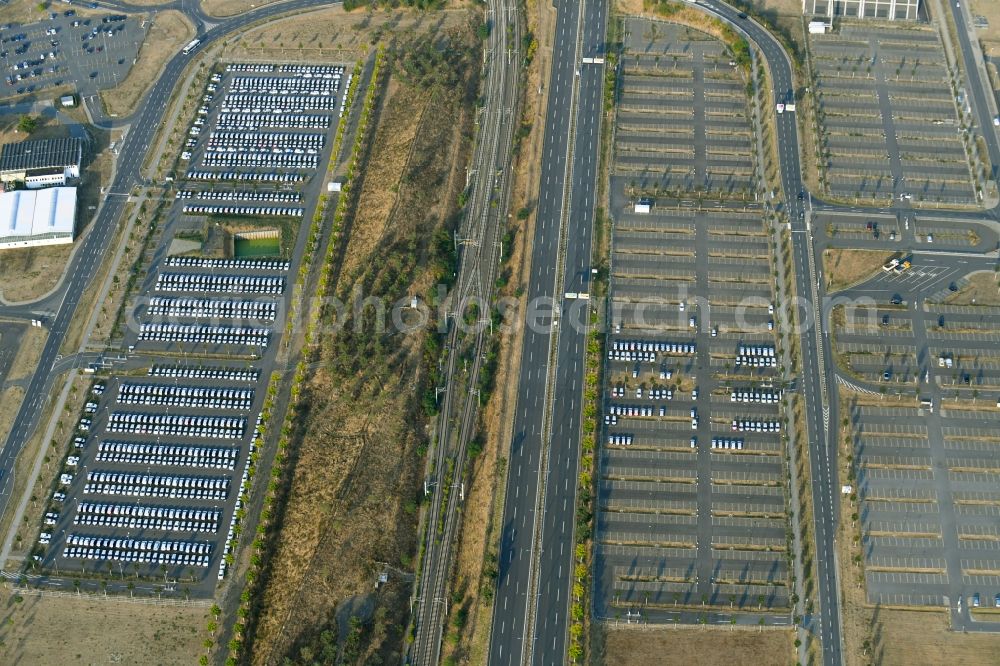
[776,103,785,114]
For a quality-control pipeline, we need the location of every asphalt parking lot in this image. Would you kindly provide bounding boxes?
[1,11,144,99]
[835,285,1000,610]
[34,62,349,592]
[810,23,979,204]
[594,20,790,623]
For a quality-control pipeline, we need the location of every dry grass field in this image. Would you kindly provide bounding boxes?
[598,626,795,665]
[0,113,71,147]
[0,387,25,450]
[971,0,1000,55]
[0,592,207,665]
[5,326,46,383]
[822,248,895,291]
[201,0,282,17]
[944,271,1000,306]
[99,11,195,118]
[244,19,481,665]
[0,0,104,24]
[0,244,74,304]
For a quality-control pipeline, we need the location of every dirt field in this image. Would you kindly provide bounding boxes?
[822,249,895,291]
[971,0,1000,54]
[944,271,1000,306]
[597,626,794,665]
[0,592,208,665]
[5,326,46,383]
[0,244,74,304]
[245,20,480,665]
[99,11,195,118]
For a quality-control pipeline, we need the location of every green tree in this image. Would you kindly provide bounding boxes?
[17,115,38,134]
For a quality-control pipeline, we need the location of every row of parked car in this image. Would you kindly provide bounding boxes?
[219,412,264,581]
[607,434,634,446]
[97,441,239,471]
[117,383,255,410]
[730,390,781,404]
[84,471,230,496]
[185,170,305,183]
[731,419,781,433]
[75,502,221,532]
[164,256,288,271]
[737,345,775,357]
[137,323,271,348]
[147,296,277,322]
[176,189,301,202]
[106,412,245,439]
[155,273,285,294]
[202,152,318,169]
[63,534,212,567]
[229,76,341,94]
[148,364,260,382]
[208,130,325,149]
[216,112,331,130]
[182,204,304,217]
[735,355,778,368]
[710,437,745,450]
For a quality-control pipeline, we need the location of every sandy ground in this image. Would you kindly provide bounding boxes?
[5,326,47,383]
[99,11,195,118]
[822,248,895,291]
[944,271,1000,306]
[0,592,208,665]
[598,625,794,665]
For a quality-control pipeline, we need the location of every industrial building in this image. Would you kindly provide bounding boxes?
[0,137,83,189]
[0,187,77,250]
[804,0,920,20]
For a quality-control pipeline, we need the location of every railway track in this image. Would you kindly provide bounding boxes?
[409,2,522,664]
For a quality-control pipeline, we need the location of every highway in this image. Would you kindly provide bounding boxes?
[409,0,520,663]
[0,0,345,549]
[487,0,606,663]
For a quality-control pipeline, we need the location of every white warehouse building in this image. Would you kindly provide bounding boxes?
[803,0,920,20]
[0,187,77,250]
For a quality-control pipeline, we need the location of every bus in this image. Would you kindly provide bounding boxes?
[182,39,201,55]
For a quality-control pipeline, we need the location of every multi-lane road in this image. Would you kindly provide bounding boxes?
[487,0,606,662]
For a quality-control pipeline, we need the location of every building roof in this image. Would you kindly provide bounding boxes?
[0,187,76,242]
[0,138,83,174]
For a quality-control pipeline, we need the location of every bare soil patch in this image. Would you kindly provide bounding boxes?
[944,271,1000,306]
[0,591,207,665]
[100,11,195,118]
[598,625,794,665]
[0,245,74,304]
[822,248,895,291]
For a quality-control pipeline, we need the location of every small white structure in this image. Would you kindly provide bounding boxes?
[60,95,77,108]
[0,187,76,249]
[634,197,653,214]
[327,181,342,192]
[808,20,828,34]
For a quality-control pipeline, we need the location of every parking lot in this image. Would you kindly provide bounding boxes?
[595,19,790,622]
[33,62,350,591]
[1,12,144,98]
[809,23,978,204]
[836,292,1000,609]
